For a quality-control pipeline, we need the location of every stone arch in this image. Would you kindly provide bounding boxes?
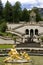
[30,29,34,37]
[35,29,38,35]
[25,29,29,35]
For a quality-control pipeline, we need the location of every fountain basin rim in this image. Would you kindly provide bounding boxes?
[4,59,32,63]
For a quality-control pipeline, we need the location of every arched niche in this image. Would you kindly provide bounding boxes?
[30,29,34,37]
[35,29,38,35]
[25,29,29,35]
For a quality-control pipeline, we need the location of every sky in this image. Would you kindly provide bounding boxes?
[1,0,43,10]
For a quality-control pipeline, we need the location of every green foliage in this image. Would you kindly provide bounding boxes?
[40,37,43,42]
[4,0,13,22]
[0,32,11,37]
[0,1,42,23]
[0,32,6,36]
[0,22,7,32]
[13,36,16,40]
[41,18,43,21]
[32,7,41,22]
[0,19,6,24]
[13,1,22,23]
[21,8,29,22]
[0,0,3,20]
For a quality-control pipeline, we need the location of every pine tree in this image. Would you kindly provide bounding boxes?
[4,0,13,22]
[0,0,3,20]
[13,1,22,23]
[21,8,29,22]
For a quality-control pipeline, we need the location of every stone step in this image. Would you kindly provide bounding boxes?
[17,42,41,47]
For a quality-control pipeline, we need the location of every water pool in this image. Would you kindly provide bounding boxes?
[0,56,43,65]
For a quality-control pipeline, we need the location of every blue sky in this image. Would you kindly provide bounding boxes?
[2,0,43,9]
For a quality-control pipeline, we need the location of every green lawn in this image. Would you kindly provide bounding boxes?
[0,44,13,49]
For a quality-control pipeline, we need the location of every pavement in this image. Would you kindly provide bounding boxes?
[0,38,14,44]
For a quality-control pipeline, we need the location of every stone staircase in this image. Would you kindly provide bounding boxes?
[12,24,25,30]
[17,42,41,48]
[6,30,23,38]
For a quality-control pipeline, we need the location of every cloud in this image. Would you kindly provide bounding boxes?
[38,0,43,3]
[2,0,43,9]
[2,0,37,4]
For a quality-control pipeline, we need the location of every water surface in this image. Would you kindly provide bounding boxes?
[0,56,43,65]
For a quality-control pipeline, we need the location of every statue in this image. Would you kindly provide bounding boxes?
[4,45,31,63]
[20,51,30,60]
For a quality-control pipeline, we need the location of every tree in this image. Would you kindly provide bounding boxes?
[21,8,29,22]
[0,0,3,20]
[13,1,22,23]
[32,7,41,22]
[40,36,43,42]
[4,0,13,22]
[0,22,7,32]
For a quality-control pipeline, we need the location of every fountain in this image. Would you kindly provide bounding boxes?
[4,45,32,63]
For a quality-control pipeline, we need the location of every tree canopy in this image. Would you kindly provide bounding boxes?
[13,1,22,23]
[4,0,13,22]
[32,7,41,22]
[0,0,3,20]
[0,0,43,24]
[21,8,29,22]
